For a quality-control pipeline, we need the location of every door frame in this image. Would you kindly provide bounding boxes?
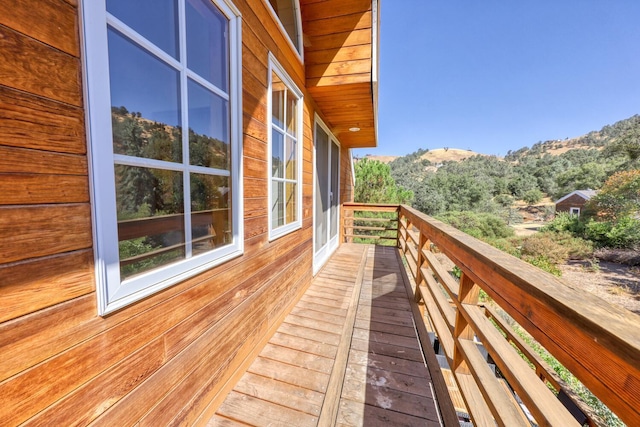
[312,114,341,274]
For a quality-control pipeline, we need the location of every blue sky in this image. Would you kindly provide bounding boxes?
[361,1,640,157]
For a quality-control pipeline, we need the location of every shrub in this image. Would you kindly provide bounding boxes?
[437,211,514,240]
[522,188,543,205]
[543,212,584,234]
[584,216,640,249]
[520,234,570,265]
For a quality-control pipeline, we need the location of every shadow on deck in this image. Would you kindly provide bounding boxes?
[209,244,444,426]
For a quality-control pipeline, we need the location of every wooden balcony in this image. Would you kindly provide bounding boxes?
[210,203,639,426]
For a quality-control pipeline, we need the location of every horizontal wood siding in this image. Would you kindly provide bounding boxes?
[556,194,588,212]
[0,0,346,424]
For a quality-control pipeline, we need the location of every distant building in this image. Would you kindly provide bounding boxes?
[555,189,598,216]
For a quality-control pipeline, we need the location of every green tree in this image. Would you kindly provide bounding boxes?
[354,158,413,204]
[586,170,640,220]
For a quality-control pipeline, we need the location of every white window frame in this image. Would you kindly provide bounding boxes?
[263,0,303,61]
[81,0,243,315]
[267,53,303,241]
[570,207,581,216]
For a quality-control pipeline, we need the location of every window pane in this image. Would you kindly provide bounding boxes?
[286,182,296,224]
[272,181,284,229]
[107,0,179,59]
[268,0,300,51]
[272,73,285,128]
[108,29,182,162]
[115,165,185,280]
[191,173,231,255]
[272,129,284,178]
[286,90,297,134]
[186,0,228,90]
[188,79,229,169]
[285,135,296,180]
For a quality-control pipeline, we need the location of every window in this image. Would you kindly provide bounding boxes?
[82,0,243,315]
[268,55,303,240]
[570,207,581,216]
[266,0,302,55]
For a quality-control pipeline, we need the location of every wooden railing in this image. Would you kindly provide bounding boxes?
[342,203,640,427]
[341,203,399,246]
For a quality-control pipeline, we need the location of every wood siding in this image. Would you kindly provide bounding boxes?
[556,194,589,213]
[0,1,369,424]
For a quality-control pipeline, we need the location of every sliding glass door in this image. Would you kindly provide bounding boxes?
[313,119,340,273]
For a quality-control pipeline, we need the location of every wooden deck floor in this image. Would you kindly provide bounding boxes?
[209,244,442,426]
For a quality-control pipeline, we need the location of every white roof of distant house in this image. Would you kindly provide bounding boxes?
[555,189,598,204]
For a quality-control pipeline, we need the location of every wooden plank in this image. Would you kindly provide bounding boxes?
[207,415,249,427]
[304,11,371,38]
[349,337,424,363]
[269,331,338,359]
[290,302,347,323]
[0,173,88,205]
[394,247,461,426]
[248,357,330,394]
[0,0,79,56]
[317,244,366,427]
[0,86,85,153]
[354,319,416,338]
[347,349,427,378]
[352,328,420,350]
[463,304,579,426]
[342,363,432,397]
[260,343,334,374]
[340,363,438,420]
[234,372,324,416]
[336,399,440,427]
[0,25,82,106]
[0,204,92,264]
[0,249,94,323]
[302,0,372,22]
[457,339,530,427]
[285,314,345,334]
[456,373,497,427]
[22,338,167,426]
[296,298,348,316]
[217,391,317,427]
[0,146,87,175]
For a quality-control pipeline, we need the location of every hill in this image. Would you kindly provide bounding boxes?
[364,148,485,165]
[384,114,639,216]
[419,148,485,163]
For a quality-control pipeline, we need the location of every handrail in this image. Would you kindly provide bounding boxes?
[342,203,399,246]
[341,203,640,426]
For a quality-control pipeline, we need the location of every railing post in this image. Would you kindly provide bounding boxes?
[452,272,479,374]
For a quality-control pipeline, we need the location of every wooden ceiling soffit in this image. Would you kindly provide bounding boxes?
[301,0,378,148]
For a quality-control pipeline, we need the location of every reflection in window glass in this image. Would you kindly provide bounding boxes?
[272,74,285,128]
[272,129,284,178]
[188,79,229,169]
[285,136,296,180]
[108,29,182,162]
[115,165,185,279]
[269,60,300,239]
[191,174,231,255]
[186,0,228,90]
[286,182,296,224]
[268,0,300,52]
[272,181,284,229]
[107,0,179,58]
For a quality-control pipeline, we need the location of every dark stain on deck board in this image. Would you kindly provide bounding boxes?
[210,244,442,426]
